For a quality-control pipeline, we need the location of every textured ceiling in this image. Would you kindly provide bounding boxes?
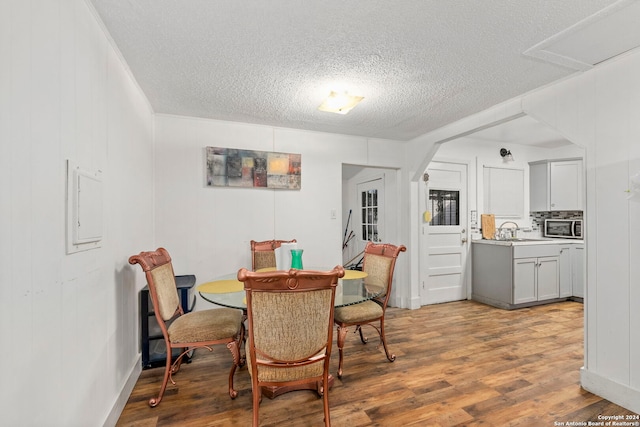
[89,0,620,141]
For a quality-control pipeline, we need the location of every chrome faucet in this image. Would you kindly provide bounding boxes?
[497,221,519,240]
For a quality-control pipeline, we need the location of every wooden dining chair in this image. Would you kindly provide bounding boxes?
[238,266,345,427]
[334,241,406,378]
[129,247,244,407]
[250,239,297,271]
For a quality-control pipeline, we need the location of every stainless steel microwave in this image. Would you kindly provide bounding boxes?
[544,219,583,239]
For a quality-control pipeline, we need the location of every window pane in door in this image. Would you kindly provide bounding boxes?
[429,190,459,226]
[361,189,379,241]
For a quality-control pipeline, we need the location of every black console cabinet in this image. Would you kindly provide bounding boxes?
[140,275,196,369]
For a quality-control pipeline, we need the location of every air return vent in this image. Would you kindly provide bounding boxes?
[524,0,640,71]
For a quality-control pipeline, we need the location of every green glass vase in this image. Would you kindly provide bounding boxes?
[290,249,304,269]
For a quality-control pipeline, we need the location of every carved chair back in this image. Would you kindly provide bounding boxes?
[238,266,344,426]
[363,241,407,309]
[250,239,297,270]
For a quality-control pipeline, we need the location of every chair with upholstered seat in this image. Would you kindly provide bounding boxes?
[334,241,406,378]
[129,247,243,407]
[238,266,344,427]
[250,239,297,271]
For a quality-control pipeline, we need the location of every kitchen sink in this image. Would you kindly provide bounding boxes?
[474,237,559,246]
[500,238,545,242]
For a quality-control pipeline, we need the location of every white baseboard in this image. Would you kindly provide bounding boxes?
[389,295,421,309]
[408,296,421,310]
[103,354,142,427]
[393,296,421,309]
[581,367,640,414]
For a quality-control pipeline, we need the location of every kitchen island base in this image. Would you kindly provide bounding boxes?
[471,239,583,310]
[471,293,570,310]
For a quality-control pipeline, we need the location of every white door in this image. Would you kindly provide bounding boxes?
[346,177,384,268]
[357,177,384,243]
[420,161,469,305]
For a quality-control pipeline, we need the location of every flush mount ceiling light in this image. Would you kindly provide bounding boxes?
[318,91,364,115]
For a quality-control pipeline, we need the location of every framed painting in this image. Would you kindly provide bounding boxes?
[206,147,301,189]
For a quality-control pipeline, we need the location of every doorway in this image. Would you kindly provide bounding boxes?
[420,161,470,305]
[342,166,398,270]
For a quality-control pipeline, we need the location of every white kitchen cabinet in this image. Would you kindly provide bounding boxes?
[472,241,563,309]
[559,245,573,298]
[483,166,525,217]
[529,159,583,211]
[572,244,585,298]
[550,160,583,210]
[513,257,537,303]
[558,243,585,299]
[513,256,559,303]
[559,243,584,298]
[537,256,561,300]
[529,162,549,212]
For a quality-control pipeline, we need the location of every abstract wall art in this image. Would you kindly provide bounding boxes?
[205,146,301,189]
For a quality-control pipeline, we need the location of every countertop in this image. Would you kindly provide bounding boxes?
[472,237,584,246]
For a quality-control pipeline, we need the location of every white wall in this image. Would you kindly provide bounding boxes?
[153,115,408,311]
[523,49,640,413]
[0,1,154,426]
[435,138,585,232]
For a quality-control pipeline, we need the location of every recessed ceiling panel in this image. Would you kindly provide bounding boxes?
[524,0,640,70]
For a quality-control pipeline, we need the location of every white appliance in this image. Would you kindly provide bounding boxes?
[544,219,583,239]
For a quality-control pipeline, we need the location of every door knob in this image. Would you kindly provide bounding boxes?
[461,238,468,243]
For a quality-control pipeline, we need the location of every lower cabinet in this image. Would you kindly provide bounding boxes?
[558,244,585,299]
[473,241,585,309]
[472,242,564,310]
[513,256,560,304]
[472,241,584,309]
[559,245,573,298]
[572,244,585,298]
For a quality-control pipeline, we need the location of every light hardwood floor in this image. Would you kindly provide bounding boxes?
[116,300,637,426]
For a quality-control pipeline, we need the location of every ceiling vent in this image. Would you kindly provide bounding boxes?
[524,0,640,71]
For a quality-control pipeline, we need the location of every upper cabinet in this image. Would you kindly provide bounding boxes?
[484,166,525,217]
[529,159,583,211]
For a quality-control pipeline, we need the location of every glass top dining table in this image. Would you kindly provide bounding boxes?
[197,267,383,310]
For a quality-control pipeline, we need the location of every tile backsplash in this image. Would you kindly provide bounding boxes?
[530,211,583,231]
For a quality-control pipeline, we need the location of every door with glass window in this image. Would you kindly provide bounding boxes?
[353,178,384,269]
[343,179,385,267]
[358,178,383,244]
[420,161,468,305]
